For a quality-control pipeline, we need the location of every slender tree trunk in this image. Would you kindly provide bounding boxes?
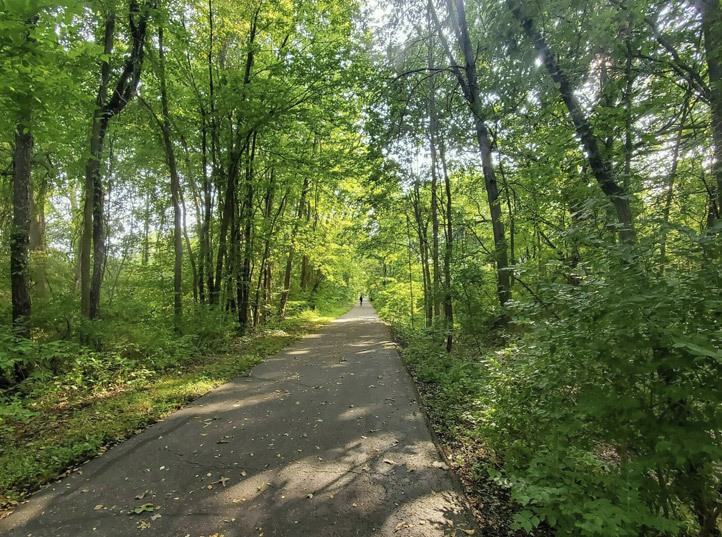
[262,261,272,324]
[179,187,199,304]
[83,1,152,319]
[157,23,183,325]
[12,122,32,336]
[660,98,690,262]
[430,0,512,307]
[440,140,454,352]
[88,114,110,320]
[142,185,150,265]
[201,0,216,302]
[301,255,310,290]
[428,27,441,320]
[82,15,114,317]
[238,131,257,329]
[29,171,48,298]
[412,182,433,327]
[405,215,416,329]
[278,176,309,317]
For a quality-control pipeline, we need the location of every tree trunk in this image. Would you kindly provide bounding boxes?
[278,176,309,317]
[29,169,48,298]
[11,122,32,336]
[506,0,637,243]
[82,1,152,319]
[430,0,512,307]
[81,15,114,317]
[238,131,257,329]
[428,27,441,320]
[660,97,690,263]
[412,182,433,327]
[157,23,183,326]
[695,0,722,220]
[440,140,454,352]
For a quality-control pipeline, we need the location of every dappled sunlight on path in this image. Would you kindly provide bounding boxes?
[0,303,475,536]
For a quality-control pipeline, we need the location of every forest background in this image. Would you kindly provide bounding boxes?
[1,0,721,535]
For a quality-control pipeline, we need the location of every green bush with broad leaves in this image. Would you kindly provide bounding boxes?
[481,234,722,536]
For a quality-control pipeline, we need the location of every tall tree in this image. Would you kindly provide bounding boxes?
[9,15,38,336]
[429,0,512,307]
[694,0,722,219]
[506,0,637,243]
[81,0,153,319]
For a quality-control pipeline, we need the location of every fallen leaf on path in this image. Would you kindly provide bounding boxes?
[432,461,450,470]
[134,490,150,500]
[462,530,476,535]
[133,503,155,514]
[93,504,103,511]
[137,520,150,530]
[383,459,395,465]
[150,514,161,521]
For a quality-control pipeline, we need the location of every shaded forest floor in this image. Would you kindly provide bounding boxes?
[0,307,344,517]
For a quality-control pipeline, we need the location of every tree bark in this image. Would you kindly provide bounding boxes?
[12,122,32,336]
[412,181,433,327]
[440,140,454,352]
[156,23,184,325]
[238,131,257,329]
[427,24,441,320]
[82,0,153,319]
[430,0,512,307]
[81,15,114,317]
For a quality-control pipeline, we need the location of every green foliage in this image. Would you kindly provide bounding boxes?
[403,331,488,435]
[479,236,722,536]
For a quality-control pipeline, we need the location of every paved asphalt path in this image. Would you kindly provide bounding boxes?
[1,304,475,537]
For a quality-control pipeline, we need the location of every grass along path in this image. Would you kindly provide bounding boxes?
[0,308,344,516]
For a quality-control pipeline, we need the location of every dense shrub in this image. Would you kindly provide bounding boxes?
[481,237,722,536]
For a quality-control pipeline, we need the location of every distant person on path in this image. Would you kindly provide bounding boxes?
[359,295,364,306]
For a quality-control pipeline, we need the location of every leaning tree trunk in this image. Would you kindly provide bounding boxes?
[507,0,637,243]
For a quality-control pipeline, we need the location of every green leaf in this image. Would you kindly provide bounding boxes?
[672,341,722,361]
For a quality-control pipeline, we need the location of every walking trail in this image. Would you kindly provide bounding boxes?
[1,304,475,536]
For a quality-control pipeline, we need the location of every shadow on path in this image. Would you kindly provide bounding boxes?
[0,303,474,536]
